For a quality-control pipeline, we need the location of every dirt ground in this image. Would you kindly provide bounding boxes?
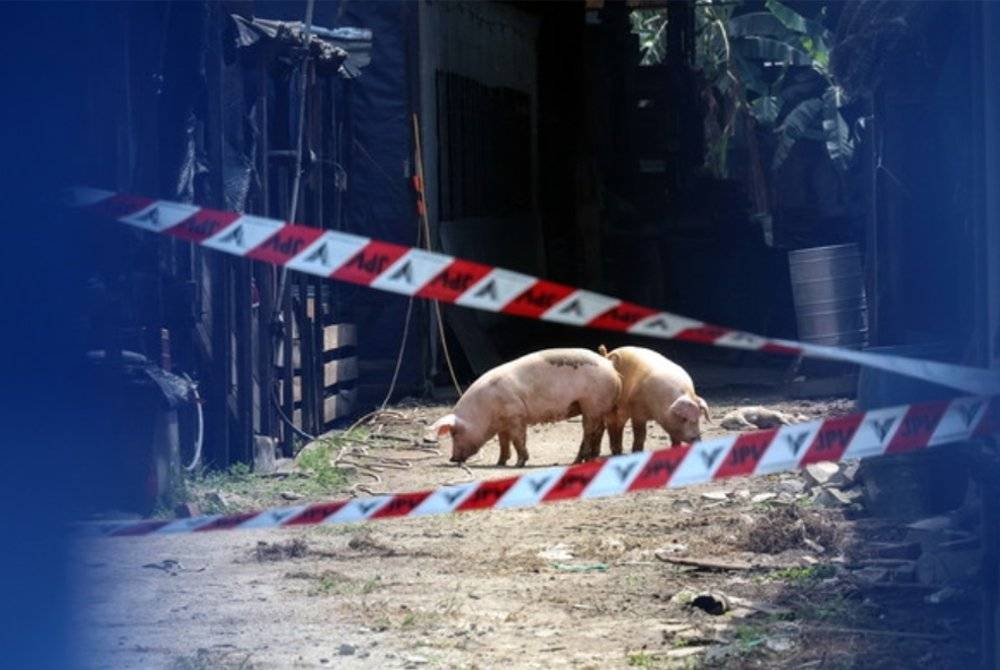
[75,391,980,669]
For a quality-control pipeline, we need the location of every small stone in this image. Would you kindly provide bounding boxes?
[657,542,688,555]
[777,478,806,495]
[925,587,960,605]
[840,460,861,484]
[751,492,778,504]
[174,502,200,518]
[804,462,841,487]
[281,491,304,501]
[765,635,795,653]
[701,491,729,501]
[852,567,889,584]
[812,488,859,508]
[338,644,356,656]
[320,659,329,664]
[537,544,574,561]
[736,489,751,499]
[207,492,228,508]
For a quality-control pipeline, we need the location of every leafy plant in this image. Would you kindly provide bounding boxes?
[696,0,858,177]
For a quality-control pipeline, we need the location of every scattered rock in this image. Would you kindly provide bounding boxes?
[206,492,229,508]
[404,653,429,667]
[765,635,796,653]
[751,492,778,504]
[253,435,277,474]
[174,502,201,518]
[337,644,356,656]
[803,538,826,554]
[537,544,574,561]
[702,491,729,501]
[690,592,730,615]
[666,647,707,659]
[657,542,688,555]
[598,537,626,554]
[804,462,841,487]
[852,566,889,585]
[670,590,696,606]
[812,487,861,508]
[255,539,309,562]
[777,478,806,495]
[865,542,922,560]
[736,489,751,499]
[907,515,954,532]
[280,490,304,501]
[925,587,961,605]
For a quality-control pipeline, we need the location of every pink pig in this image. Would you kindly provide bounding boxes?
[429,348,621,467]
[599,345,710,452]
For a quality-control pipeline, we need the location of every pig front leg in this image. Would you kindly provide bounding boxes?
[631,418,647,452]
[497,432,512,466]
[512,424,529,467]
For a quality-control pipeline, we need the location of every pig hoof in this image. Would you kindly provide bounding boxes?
[495,458,508,467]
[515,459,527,468]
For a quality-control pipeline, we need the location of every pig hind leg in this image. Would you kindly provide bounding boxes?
[606,411,626,456]
[497,432,512,466]
[583,414,605,460]
[573,414,604,463]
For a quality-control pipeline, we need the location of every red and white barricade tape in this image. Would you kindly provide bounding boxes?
[85,394,999,537]
[67,188,1000,396]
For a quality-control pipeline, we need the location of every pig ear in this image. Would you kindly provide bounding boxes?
[669,395,700,422]
[696,396,711,423]
[598,344,609,357]
[429,414,458,438]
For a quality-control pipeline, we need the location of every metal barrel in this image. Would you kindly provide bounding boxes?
[787,243,869,349]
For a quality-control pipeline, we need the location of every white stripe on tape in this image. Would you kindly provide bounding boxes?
[495,467,566,509]
[930,397,987,446]
[455,268,537,312]
[583,451,651,498]
[119,200,201,233]
[67,187,115,208]
[542,291,620,326]
[842,406,907,460]
[155,516,222,534]
[410,483,478,517]
[327,497,393,523]
[369,249,454,296]
[285,231,370,277]
[669,437,735,488]
[754,421,823,476]
[238,506,307,529]
[628,312,703,338]
[713,331,769,351]
[202,216,284,256]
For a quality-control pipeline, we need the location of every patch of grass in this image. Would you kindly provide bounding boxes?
[798,593,858,623]
[296,443,347,489]
[768,564,837,584]
[627,651,656,667]
[734,624,767,651]
[401,612,418,628]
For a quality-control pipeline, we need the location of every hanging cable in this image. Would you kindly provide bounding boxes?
[271,0,318,443]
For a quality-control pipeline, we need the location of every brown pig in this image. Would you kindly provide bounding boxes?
[429,348,621,467]
[598,345,710,452]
